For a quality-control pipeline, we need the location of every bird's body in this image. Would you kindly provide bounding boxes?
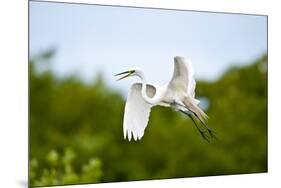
[115,56,216,141]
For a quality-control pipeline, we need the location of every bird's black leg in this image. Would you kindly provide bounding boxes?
[179,109,211,142]
[187,112,212,142]
[193,113,217,140]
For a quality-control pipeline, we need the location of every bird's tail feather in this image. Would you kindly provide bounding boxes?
[183,96,208,125]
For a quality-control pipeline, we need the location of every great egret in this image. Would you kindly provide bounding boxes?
[115,56,216,142]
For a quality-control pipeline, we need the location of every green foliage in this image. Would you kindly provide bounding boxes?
[30,148,102,186]
[29,51,267,187]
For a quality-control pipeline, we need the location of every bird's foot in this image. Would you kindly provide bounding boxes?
[199,129,211,143]
[206,128,218,140]
[199,128,217,143]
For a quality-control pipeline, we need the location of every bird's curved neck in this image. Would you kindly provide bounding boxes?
[138,73,160,105]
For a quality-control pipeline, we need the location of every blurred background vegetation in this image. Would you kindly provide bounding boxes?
[29,50,267,187]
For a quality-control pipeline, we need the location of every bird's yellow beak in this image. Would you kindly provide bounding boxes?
[114,70,135,81]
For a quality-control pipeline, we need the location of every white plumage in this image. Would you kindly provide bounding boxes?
[115,56,215,142]
[123,83,155,141]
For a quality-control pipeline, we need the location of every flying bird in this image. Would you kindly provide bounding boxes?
[115,56,216,142]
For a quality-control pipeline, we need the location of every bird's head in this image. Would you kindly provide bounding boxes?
[115,68,143,81]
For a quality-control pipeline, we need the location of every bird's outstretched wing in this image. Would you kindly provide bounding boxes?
[169,56,196,98]
[123,83,156,141]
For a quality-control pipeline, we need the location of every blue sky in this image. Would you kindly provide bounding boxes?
[29,1,267,93]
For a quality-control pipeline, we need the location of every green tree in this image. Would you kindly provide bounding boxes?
[29,50,267,187]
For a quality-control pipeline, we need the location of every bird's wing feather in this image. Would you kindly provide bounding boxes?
[169,56,196,98]
[123,83,156,141]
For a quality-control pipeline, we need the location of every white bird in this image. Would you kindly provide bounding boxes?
[115,56,216,142]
